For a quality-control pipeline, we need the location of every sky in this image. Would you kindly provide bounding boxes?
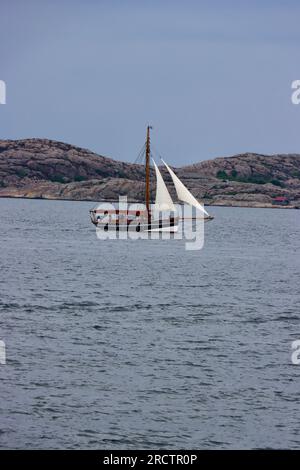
[1,0,300,165]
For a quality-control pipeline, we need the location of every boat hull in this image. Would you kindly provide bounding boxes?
[95,218,179,233]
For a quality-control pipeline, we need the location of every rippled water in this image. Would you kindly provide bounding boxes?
[0,198,300,449]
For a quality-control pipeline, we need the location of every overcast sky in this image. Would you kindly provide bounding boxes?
[1,0,300,165]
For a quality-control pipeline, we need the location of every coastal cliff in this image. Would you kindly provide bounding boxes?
[0,138,300,208]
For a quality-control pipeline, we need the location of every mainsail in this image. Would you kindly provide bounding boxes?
[161,159,210,217]
[152,159,175,211]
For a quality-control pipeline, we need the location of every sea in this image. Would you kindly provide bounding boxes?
[0,197,300,449]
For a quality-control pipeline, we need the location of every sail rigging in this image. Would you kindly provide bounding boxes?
[152,159,175,211]
[145,126,152,219]
[161,159,210,217]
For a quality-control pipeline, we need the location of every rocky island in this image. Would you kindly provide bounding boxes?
[0,138,300,209]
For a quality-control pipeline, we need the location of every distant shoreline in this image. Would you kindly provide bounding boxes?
[0,194,298,210]
[1,138,299,210]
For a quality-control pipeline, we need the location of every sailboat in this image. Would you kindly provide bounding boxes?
[90,126,213,232]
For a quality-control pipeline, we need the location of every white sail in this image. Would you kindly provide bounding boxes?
[162,159,210,217]
[152,159,176,211]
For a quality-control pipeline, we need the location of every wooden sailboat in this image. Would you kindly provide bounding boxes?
[90,126,213,232]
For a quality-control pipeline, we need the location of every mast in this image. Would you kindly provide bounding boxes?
[145,125,152,218]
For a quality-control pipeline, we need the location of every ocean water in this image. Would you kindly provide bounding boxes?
[0,198,300,450]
